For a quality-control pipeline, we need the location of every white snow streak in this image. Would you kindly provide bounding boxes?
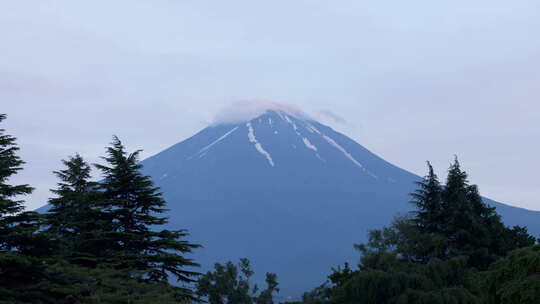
[247,122,275,167]
[199,127,239,153]
[284,115,298,130]
[285,115,292,124]
[323,135,363,168]
[305,123,322,134]
[275,111,286,121]
[316,154,326,162]
[303,137,318,151]
[322,135,378,179]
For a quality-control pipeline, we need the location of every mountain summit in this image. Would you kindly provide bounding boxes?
[140,109,540,298]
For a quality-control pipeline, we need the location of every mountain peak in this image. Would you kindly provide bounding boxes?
[212,101,310,125]
[138,108,540,299]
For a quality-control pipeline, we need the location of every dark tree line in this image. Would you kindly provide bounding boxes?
[293,160,539,304]
[2,112,538,303]
[0,114,200,303]
[0,113,280,304]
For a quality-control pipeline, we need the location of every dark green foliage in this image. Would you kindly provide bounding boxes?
[0,114,33,217]
[29,136,201,302]
[303,158,538,304]
[327,250,480,303]
[300,282,331,304]
[44,154,109,266]
[410,161,443,234]
[197,258,279,304]
[256,273,279,304]
[45,154,99,239]
[0,114,50,304]
[1,118,202,302]
[94,136,201,286]
[0,113,37,254]
[405,158,531,269]
[31,261,189,304]
[481,245,540,304]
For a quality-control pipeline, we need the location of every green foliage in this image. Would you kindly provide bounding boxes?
[0,114,33,217]
[44,154,108,266]
[197,258,279,304]
[3,134,202,302]
[480,245,540,304]
[326,255,479,304]
[94,136,201,286]
[300,282,331,304]
[0,114,51,303]
[34,261,190,304]
[303,158,538,304]
[410,161,443,234]
[0,259,189,304]
[45,154,99,239]
[0,113,41,255]
[0,118,202,302]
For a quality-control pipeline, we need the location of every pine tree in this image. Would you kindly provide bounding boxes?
[44,154,109,266]
[440,157,511,268]
[95,136,200,295]
[410,161,443,233]
[319,157,537,303]
[46,154,96,238]
[0,114,48,303]
[0,113,34,248]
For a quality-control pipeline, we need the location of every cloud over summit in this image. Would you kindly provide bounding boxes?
[213,100,310,124]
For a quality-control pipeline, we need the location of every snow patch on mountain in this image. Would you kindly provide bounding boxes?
[247,122,275,167]
[305,123,322,135]
[323,135,362,168]
[199,127,239,153]
[284,114,299,131]
[303,138,318,151]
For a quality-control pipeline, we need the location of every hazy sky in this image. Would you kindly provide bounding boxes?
[2,1,539,211]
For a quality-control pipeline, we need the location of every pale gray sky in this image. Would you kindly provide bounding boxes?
[2,1,539,211]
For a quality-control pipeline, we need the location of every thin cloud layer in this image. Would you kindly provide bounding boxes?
[213,100,311,124]
[318,109,348,125]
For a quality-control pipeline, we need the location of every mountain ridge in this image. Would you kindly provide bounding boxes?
[35,109,540,299]
[135,109,540,298]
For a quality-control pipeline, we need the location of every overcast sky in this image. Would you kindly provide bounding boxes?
[2,1,539,211]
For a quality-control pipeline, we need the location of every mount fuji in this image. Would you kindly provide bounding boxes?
[110,108,540,298]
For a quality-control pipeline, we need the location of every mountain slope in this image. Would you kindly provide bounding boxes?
[139,109,540,299]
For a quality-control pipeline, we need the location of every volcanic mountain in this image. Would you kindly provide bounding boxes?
[137,109,539,298]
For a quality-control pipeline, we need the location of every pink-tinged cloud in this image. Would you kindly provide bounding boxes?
[213,100,311,124]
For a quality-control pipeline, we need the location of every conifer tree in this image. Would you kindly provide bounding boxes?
[410,161,443,233]
[95,136,200,294]
[44,154,108,266]
[440,157,509,268]
[0,114,34,248]
[46,154,96,238]
[0,114,48,303]
[311,157,537,304]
